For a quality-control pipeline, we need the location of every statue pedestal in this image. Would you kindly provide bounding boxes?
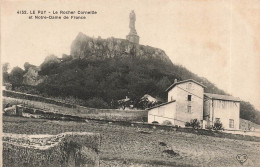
[126,34,139,44]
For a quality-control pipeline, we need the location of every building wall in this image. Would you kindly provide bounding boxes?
[167,82,204,127]
[203,98,213,127]
[212,100,240,130]
[148,102,176,125]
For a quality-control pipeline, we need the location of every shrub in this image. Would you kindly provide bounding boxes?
[162,120,172,126]
[142,117,148,122]
[213,121,224,131]
[185,122,190,127]
[205,125,213,130]
[85,97,109,109]
[185,119,200,129]
[152,121,159,124]
[173,125,179,128]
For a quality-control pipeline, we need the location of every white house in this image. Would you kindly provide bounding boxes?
[203,93,240,130]
[148,79,205,127]
[148,79,240,130]
[148,100,176,124]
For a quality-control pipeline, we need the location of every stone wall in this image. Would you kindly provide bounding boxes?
[3,132,100,167]
[3,90,76,108]
[240,118,260,131]
[3,96,148,122]
[3,105,17,116]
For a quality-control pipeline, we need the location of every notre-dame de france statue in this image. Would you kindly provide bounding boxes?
[126,10,140,44]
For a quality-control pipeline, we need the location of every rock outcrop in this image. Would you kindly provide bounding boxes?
[3,132,100,167]
[70,32,172,64]
[23,67,45,86]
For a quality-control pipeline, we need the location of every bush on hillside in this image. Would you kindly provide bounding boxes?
[85,97,109,109]
[162,120,173,126]
[205,125,213,130]
[213,121,224,131]
[185,119,200,129]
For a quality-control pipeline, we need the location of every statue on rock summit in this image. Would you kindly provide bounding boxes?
[126,10,140,44]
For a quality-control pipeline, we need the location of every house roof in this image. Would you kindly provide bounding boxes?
[140,94,158,103]
[147,100,176,110]
[165,79,206,92]
[118,96,131,103]
[204,93,240,102]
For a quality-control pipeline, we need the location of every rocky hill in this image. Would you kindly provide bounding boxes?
[70,32,172,64]
[3,32,260,124]
[5,32,228,106]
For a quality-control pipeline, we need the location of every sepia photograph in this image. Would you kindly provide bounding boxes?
[1,0,260,166]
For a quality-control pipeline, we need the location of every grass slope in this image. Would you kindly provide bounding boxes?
[3,116,260,167]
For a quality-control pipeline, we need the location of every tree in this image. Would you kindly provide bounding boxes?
[2,63,10,83]
[24,62,35,72]
[240,101,260,124]
[39,55,60,75]
[9,66,24,85]
[2,62,9,73]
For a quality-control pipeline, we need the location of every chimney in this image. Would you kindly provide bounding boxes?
[174,79,178,83]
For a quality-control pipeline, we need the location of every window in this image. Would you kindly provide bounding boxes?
[187,105,191,113]
[229,119,234,128]
[188,95,192,101]
[215,118,220,123]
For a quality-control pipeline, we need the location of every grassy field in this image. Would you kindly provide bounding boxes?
[3,116,260,167]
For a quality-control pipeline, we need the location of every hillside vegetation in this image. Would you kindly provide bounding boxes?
[2,32,260,124]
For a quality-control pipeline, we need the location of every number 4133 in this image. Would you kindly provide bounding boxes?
[17,10,27,14]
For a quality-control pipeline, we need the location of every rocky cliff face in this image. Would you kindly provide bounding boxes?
[23,67,45,86]
[70,32,172,64]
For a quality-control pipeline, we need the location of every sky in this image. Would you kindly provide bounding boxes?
[1,0,260,110]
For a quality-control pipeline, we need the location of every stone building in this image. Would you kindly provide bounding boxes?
[126,10,140,44]
[148,79,240,130]
[148,79,205,127]
[204,93,240,130]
